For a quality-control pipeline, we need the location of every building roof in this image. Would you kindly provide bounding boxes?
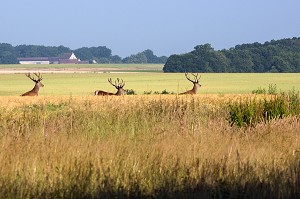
[59,52,77,59]
[59,53,72,59]
[58,59,79,64]
[17,57,49,61]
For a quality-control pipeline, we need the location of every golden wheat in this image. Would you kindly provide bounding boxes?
[0,95,299,198]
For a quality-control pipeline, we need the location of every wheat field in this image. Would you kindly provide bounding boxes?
[0,95,299,198]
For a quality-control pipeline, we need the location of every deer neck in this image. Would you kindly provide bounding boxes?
[32,83,41,93]
[115,88,125,96]
[192,83,200,93]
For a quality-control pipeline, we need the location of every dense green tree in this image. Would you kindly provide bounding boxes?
[123,53,147,63]
[122,49,167,64]
[110,55,122,63]
[164,44,230,72]
[163,37,300,73]
[0,51,17,64]
[158,56,168,63]
[74,46,123,63]
[163,55,184,72]
[0,43,167,64]
[143,49,160,63]
[74,47,94,61]
[191,46,229,72]
[90,46,112,58]
[15,45,71,58]
[226,49,254,72]
[0,43,17,64]
[0,43,15,52]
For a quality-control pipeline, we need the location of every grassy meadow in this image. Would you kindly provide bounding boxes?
[0,73,300,96]
[0,69,300,198]
[0,95,299,198]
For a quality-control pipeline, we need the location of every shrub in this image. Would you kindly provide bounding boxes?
[143,90,152,95]
[252,84,277,94]
[252,87,266,94]
[268,83,277,94]
[228,99,257,127]
[228,91,300,127]
[287,88,300,115]
[153,89,175,95]
[125,89,136,95]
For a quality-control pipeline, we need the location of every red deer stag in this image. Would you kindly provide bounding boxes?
[21,73,44,96]
[179,73,201,94]
[94,78,126,96]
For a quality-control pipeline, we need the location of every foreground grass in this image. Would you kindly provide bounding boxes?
[0,95,299,198]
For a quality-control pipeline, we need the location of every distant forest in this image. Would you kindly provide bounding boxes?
[163,37,300,73]
[1,37,300,73]
[0,44,168,64]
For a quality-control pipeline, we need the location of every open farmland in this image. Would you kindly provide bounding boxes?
[0,66,300,198]
[0,64,164,73]
[0,73,300,96]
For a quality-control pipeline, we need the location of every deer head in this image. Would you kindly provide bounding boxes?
[108,78,126,95]
[21,73,44,96]
[180,72,201,94]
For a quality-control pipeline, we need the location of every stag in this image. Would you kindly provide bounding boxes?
[21,73,44,96]
[179,73,201,94]
[94,78,126,96]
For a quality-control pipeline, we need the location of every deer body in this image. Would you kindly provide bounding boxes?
[21,73,44,96]
[94,90,114,96]
[94,78,126,96]
[179,73,201,95]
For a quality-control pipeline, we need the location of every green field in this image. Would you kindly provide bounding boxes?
[0,73,300,96]
[0,63,164,71]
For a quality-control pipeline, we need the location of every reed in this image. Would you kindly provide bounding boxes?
[0,95,299,198]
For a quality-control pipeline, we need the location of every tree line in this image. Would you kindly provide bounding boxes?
[0,44,168,64]
[163,37,300,73]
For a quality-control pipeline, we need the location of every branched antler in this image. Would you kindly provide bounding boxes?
[108,78,125,88]
[25,73,43,82]
[185,72,201,83]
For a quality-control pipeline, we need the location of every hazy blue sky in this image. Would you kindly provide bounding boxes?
[1,0,299,57]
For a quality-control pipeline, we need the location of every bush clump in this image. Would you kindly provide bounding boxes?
[228,90,300,127]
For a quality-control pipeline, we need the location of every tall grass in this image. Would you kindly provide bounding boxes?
[228,90,300,127]
[0,95,299,198]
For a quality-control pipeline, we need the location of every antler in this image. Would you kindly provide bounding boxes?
[108,78,125,88]
[108,78,117,88]
[34,72,43,81]
[117,78,125,88]
[185,72,201,83]
[25,73,43,82]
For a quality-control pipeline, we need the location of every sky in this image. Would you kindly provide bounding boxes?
[1,0,300,58]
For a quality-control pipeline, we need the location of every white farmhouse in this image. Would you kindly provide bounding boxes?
[18,57,50,65]
[17,52,88,64]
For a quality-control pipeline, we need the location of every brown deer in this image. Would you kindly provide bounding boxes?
[94,78,126,96]
[179,73,201,94]
[21,73,44,96]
